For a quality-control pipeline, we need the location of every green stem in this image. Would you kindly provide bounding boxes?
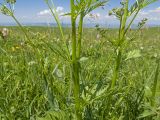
[71,0,77,65]
[120,0,128,41]
[45,0,64,39]
[77,13,84,59]
[70,0,81,119]
[12,15,30,41]
[45,0,70,60]
[118,16,122,40]
[124,9,140,34]
[11,14,39,52]
[111,0,128,88]
[111,49,122,88]
[151,59,159,106]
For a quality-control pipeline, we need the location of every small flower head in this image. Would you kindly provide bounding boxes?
[6,0,16,4]
[0,28,9,39]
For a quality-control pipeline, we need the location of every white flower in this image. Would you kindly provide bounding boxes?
[96,34,100,40]
[0,28,9,39]
[140,46,144,50]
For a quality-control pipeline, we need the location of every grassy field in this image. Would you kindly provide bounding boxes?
[0,26,160,119]
[0,0,160,119]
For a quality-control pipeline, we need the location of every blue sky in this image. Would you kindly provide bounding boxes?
[0,0,160,25]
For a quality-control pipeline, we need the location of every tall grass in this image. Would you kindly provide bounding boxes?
[0,0,160,119]
[109,0,158,88]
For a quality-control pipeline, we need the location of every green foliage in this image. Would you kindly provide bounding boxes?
[0,5,13,16]
[125,49,141,60]
[0,26,160,120]
[37,111,70,120]
[6,0,16,4]
[0,0,159,120]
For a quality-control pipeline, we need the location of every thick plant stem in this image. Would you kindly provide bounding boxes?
[77,13,84,92]
[111,49,122,88]
[111,0,128,88]
[70,0,81,119]
[119,0,128,42]
[77,12,84,59]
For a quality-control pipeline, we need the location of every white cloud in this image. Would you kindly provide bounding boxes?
[136,7,160,22]
[85,13,101,20]
[56,6,64,13]
[36,6,160,24]
[36,6,71,23]
[139,11,149,16]
[37,6,64,16]
[38,9,50,16]
[149,7,160,13]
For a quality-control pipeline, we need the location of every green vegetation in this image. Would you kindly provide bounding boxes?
[0,0,160,120]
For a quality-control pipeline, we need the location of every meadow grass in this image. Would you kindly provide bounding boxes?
[0,26,160,120]
[0,0,160,120]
